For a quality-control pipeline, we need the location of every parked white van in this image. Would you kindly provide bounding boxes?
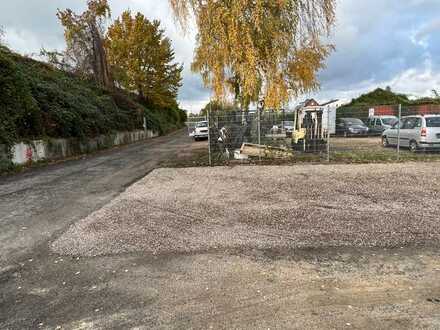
[382,115,440,152]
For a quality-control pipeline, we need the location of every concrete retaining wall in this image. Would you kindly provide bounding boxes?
[8,129,158,165]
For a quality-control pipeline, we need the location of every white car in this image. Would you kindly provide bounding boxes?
[193,121,209,141]
[271,121,294,137]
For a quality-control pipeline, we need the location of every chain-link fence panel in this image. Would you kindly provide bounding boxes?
[203,105,440,166]
[207,109,330,164]
[330,104,440,162]
[186,116,208,140]
[330,106,398,161]
[390,105,440,160]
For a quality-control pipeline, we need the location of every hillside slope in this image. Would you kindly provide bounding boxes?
[340,88,440,109]
[0,46,186,155]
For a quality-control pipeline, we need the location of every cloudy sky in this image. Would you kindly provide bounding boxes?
[1,0,440,112]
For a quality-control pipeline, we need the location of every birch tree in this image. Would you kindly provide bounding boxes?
[169,0,336,109]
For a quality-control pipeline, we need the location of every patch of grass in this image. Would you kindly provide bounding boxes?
[0,159,25,176]
[161,148,211,168]
[193,149,440,167]
[331,150,440,163]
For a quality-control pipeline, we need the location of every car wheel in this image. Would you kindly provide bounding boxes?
[194,137,199,141]
[409,140,418,153]
[382,136,389,147]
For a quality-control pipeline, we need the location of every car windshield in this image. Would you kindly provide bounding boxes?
[382,117,397,125]
[282,121,294,127]
[426,117,440,127]
[343,119,364,125]
[196,122,208,128]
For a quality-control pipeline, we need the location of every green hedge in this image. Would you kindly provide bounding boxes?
[0,46,186,157]
[0,47,39,156]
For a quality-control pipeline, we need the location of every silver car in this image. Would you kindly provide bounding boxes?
[382,115,440,152]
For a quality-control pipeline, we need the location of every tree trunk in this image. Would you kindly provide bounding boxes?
[138,86,145,100]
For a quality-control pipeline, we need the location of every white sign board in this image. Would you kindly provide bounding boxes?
[368,108,375,117]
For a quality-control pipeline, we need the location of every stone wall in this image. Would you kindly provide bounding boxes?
[7,130,158,165]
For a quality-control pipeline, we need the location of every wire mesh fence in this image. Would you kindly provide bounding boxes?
[333,105,440,162]
[186,115,208,138]
[207,108,331,164]
[187,104,440,166]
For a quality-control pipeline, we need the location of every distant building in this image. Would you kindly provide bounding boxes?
[295,99,345,134]
[339,104,440,119]
[368,104,440,117]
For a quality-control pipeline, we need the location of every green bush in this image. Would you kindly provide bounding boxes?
[0,46,185,160]
[0,158,19,174]
[0,46,39,155]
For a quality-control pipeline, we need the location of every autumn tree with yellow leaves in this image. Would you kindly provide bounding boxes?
[55,2,183,110]
[169,0,336,109]
[57,0,113,88]
[106,11,182,109]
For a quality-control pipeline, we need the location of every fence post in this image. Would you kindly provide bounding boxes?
[257,107,262,161]
[207,102,212,167]
[326,106,331,163]
[397,104,401,161]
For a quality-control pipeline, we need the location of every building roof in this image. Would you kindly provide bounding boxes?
[295,98,340,110]
[303,99,320,107]
[320,99,340,106]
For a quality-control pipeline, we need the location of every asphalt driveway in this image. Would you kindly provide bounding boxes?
[2,135,440,329]
[0,129,202,265]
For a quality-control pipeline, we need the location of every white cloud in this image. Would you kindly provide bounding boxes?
[384,59,440,97]
[3,28,41,55]
[2,0,440,112]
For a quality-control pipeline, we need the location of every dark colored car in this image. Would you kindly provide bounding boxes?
[336,118,369,137]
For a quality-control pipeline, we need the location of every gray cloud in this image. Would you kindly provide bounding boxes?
[0,0,84,52]
[313,0,440,103]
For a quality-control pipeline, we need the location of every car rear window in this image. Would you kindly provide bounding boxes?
[382,117,397,126]
[426,117,440,127]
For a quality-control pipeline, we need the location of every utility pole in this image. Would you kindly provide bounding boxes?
[326,106,331,162]
[257,100,263,161]
[207,100,212,166]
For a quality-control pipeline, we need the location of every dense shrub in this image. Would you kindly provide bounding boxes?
[0,46,186,159]
[0,46,39,154]
[340,87,440,109]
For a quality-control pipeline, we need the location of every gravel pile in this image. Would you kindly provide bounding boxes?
[52,163,440,256]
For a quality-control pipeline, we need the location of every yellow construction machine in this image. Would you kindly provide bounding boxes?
[291,107,328,152]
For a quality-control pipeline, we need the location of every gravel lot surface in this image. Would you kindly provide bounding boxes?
[52,162,440,257]
[3,156,440,329]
